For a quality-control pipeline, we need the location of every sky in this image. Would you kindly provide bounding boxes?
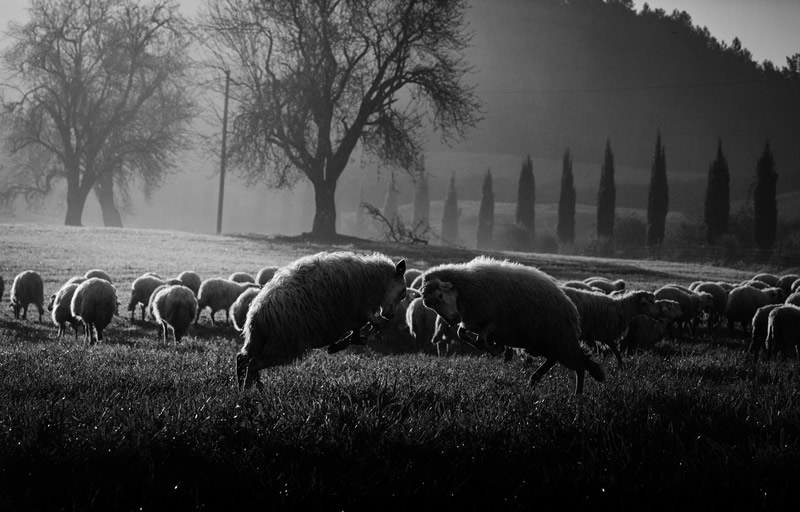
[2,1,798,65]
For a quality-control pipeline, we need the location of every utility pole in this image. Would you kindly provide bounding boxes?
[216,69,231,235]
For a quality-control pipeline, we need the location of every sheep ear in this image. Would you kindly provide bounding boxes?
[395,259,406,277]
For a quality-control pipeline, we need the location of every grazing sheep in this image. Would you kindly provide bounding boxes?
[776,274,800,295]
[229,272,256,284]
[128,275,168,321]
[752,273,780,288]
[197,278,260,326]
[403,268,424,288]
[654,285,706,337]
[65,276,87,286]
[562,288,659,368]
[9,270,45,321]
[230,287,261,332]
[792,278,800,294]
[236,251,407,390]
[143,272,163,279]
[656,299,683,322]
[785,292,800,307]
[620,315,670,353]
[692,282,729,330]
[176,270,202,296]
[740,280,770,290]
[765,305,800,360]
[717,281,735,292]
[84,269,112,283]
[70,278,117,344]
[562,280,595,291]
[48,283,81,339]
[421,256,605,395]
[151,285,199,345]
[725,286,786,336]
[584,278,626,294]
[749,303,783,362]
[410,274,424,291]
[255,266,279,286]
[405,296,459,356]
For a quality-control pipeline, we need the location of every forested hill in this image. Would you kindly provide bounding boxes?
[445,0,800,205]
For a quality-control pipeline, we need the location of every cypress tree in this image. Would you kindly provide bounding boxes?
[703,140,730,244]
[476,169,494,250]
[516,155,536,242]
[354,181,366,236]
[596,139,616,240]
[412,169,430,228]
[646,132,669,246]
[557,148,576,247]
[753,141,778,253]
[382,174,399,223]
[441,173,459,245]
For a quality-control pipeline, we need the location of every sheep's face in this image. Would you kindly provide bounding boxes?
[422,279,460,326]
[637,292,660,318]
[378,260,407,320]
[656,300,683,321]
[47,294,56,312]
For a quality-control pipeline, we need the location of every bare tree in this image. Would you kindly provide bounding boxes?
[200,0,480,240]
[0,0,195,226]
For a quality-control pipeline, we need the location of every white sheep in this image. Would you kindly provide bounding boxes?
[229,272,256,284]
[230,287,261,332]
[583,277,626,294]
[692,281,729,330]
[654,285,706,337]
[176,270,202,296]
[197,278,260,326]
[562,287,659,368]
[70,277,117,345]
[725,285,786,336]
[562,280,595,291]
[765,305,800,360]
[84,269,113,283]
[151,285,199,345]
[9,270,45,321]
[48,283,81,339]
[255,266,279,286]
[128,274,168,321]
[749,303,782,362]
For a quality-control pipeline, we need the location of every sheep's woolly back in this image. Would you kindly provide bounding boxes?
[752,273,780,287]
[229,272,255,284]
[562,288,655,344]
[177,271,202,296]
[71,278,117,331]
[84,269,112,283]
[421,257,591,373]
[198,279,259,314]
[255,266,279,286]
[153,285,198,340]
[241,251,404,363]
[231,287,261,332]
[766,305,800,356]
[52,283,79,326]
[130,275,167,310]
[693,282,729,315]
[726,285,779,325]
[776,274,800,294]
[10,270,44,308]
[750,303,782,355]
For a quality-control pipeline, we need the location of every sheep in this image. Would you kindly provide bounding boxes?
[9,270,45,321]
[229,272,256,284]
[561,287,659,369]
[84,269,112,283]
[420,256,605,395]
[410,274,424,291]
[656,299,683,322]
[749,303,783,362]
[151,285,199,346]
[0,275,4,303]
[405,296,458,356]
[620,315,671,353]
[792,278,800,294]
[717,281,735,292]
[128,274,168,321]
[70,278,117,345]
[725,285,786,336]
[740,279,770,290]
[653,285,706,337]
[48,283,81,339]
[403,268,424,288]
[145,279,184,321]
[236,251,408,390]
[176,270,202,296]
[692,281,729,330]
[562,280,595,291]
[785,292,800,307]
[765,305,800,360]
[65,276,87,286]
[584,277,626,294]
[230,287,261,332]
[776,274,800,295]
[197,278,261,326]
[752,273,780,288]
[255,266,279,286]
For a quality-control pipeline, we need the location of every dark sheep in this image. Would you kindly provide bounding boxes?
[70,278,117,345]
[176,271,202,296]
[9,270,45,321]
[403,268,424,288]
[237,251,407,390]
[229,272,256,284]
[765,305,800,360]
[752,273,780,288]
[48,283,81,339]
[255,266,280,286]
[421,256,605,395]
[776,274,800,295]
[749,303,782,362]
[151,285,199,345]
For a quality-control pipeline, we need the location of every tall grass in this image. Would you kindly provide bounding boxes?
[1,224,799,509]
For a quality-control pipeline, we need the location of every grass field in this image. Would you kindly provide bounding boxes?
[1,223,799,510]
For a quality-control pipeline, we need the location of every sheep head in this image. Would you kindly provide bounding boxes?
[421,279,461,326]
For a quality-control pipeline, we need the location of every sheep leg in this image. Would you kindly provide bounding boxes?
[160,321,169,346]
[529,357,557,387]
[36,304,43,322]
[607,340,625,369]
[573,369,586,395]
[21,305,28,320]
[457,324,504,357]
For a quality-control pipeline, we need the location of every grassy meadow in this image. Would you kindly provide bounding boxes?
[1,223,799,510]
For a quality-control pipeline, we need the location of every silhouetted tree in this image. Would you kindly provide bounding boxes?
[516,155,536,244]
[382,175,399,224]
[557,148,576,247]
[476,169,494,250]
[201,0,479,240]
[753,142,778,253]
[597,139,616,240]
[412,158,430,229]
[441,173,460,245]
[703,140,730,244]
[646,132,669,246]
[355,181,366,236]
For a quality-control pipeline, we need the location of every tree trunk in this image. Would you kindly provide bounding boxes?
[64,179,88,227]
[95,171,123,228]
[310,179,337,240]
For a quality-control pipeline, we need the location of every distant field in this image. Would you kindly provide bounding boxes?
[1,223,799,510]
